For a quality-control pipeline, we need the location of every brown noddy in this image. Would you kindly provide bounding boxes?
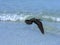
[25,18,44,34]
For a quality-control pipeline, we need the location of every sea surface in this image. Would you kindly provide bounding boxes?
[0,0,60,45]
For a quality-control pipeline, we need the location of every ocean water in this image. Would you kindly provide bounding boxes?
[0,0,60,45]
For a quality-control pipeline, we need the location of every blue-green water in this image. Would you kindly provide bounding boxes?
[0,0,60,45]
[0,21,60,45]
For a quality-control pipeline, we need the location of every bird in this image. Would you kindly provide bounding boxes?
[25,18,44,34]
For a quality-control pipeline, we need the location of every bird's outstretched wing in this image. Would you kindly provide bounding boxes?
[34,19,44,34]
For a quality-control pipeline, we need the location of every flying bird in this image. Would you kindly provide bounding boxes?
[25,18,44,34]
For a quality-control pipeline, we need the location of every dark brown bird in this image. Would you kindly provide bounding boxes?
[25,18,44,34]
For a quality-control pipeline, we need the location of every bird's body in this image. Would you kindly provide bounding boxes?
[25,18,44,34]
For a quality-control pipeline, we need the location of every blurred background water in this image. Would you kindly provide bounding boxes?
[0,0,60,45]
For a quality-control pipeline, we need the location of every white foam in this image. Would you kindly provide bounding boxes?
[0,13,33,22]
[42,15,60,22]
[0,13,60,23]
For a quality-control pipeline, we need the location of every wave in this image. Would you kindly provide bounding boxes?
[0,13,33,22]
[0,13,60,35]
[42,15,60,22]
[0,13,60,23]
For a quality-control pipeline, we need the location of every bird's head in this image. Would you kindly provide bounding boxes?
[25,20,33,25]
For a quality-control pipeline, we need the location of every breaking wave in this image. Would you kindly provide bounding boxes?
[0,13,60,23]
[42,15,60,22]
[0,13,60,35]
[0,13,34,22]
